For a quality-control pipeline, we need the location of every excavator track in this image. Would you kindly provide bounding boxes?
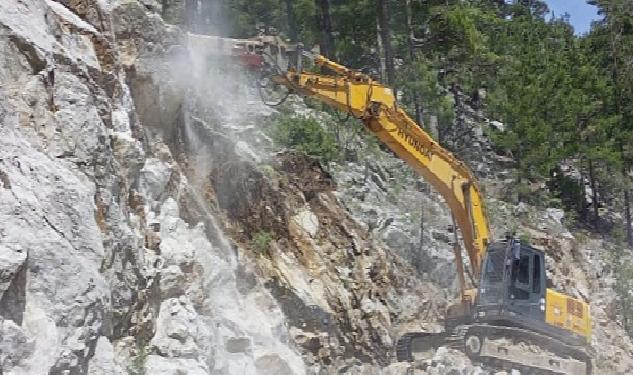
[396,332,454,362]
[397,324,592,375]
[395,332,421,362]
[466,324,592,375]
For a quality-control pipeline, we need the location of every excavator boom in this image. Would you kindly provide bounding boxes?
[282,54,491,284]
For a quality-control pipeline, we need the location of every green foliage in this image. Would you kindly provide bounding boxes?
[548,170,585,215]
[397,58,455,133]
[252,230,273,253]
[518,232,531,245]
[226,0,281,36]
[486,16,578,183]
[179,0,633,236]
[266,115,340,163]
[427,5,490,60]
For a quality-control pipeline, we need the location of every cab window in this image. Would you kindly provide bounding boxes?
[517,255,530,285]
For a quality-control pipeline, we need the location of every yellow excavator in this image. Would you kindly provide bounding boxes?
[189,34,593,374]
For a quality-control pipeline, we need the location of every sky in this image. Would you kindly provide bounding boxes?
[545,0,600,35]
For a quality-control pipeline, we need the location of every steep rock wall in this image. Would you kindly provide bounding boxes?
[2,1,633,375]
[0,1,304,374]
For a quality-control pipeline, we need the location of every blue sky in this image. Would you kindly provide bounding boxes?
[545,0,600,35]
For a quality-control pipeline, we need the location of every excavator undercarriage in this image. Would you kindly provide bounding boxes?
[398,324,591,374]
[397,240,592,374]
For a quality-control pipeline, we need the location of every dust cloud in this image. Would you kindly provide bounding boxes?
[155,10,282,264]
[157,17,308,374]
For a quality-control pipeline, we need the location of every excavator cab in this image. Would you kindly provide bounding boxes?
[475,240,546,323]
[462,240,592,374]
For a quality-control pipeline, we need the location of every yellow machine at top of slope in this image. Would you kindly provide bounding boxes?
[188,33,593,374]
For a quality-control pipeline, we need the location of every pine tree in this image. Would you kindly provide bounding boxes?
[589,0,633,247]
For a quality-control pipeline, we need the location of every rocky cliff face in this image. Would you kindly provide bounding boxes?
[0,1,435,373]
[0,1,301,373]
[1,1,633,375]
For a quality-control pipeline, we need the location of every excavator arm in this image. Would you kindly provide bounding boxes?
[187,32,490,298]
[275,53,490,294]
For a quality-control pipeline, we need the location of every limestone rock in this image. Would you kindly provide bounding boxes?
[150,298,207,359]
[144,355,208,375]
[0,319,35,372]
[139,158,173,202]
[255,354,295,375]
[292,207,319,238]
[87,337,124,375]
[0,243,26,300]
[0,124,108,374]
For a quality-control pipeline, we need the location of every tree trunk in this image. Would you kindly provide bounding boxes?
[577,162,587,222]
[405,0,423,127]
[377,0,395,85]
[315,0,335,58]
[376,16,386,81]
[516,149,525,203]
[625,179,633,249]
[588,159,599,224]
[284,0,298,42]
[625,189,633,248]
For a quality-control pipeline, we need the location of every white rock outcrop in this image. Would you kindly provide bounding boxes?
[0,1,304,374]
